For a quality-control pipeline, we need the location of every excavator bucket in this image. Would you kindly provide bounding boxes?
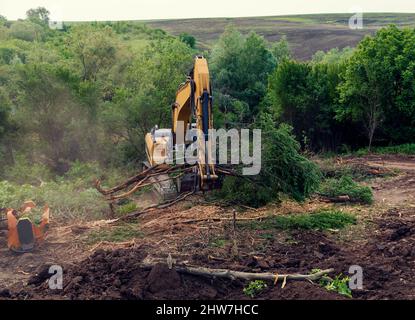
[6,202,50,253]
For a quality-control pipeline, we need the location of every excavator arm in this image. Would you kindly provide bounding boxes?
[171,56,217,189]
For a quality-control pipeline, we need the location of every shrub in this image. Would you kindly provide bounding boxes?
[320,176,373,204]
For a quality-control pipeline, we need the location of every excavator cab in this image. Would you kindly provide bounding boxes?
[5,201,50,253]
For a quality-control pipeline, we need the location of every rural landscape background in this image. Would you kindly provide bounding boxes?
[0,8,414,300]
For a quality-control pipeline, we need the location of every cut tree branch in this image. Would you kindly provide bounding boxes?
[140,258,334,283]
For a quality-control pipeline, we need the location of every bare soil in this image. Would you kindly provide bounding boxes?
[1,155,414,300]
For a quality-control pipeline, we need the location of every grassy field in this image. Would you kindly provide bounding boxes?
[144,13,415,60]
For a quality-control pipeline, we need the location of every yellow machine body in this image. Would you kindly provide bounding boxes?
[145,56,217,191]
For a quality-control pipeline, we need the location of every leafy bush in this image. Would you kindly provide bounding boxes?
[243,280,268,298]
[243,210,356,231]
[320,176,373,204]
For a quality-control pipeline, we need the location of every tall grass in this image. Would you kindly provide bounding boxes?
[0,180,109,222]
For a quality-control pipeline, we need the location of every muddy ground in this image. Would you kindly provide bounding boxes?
[1,155,414,300]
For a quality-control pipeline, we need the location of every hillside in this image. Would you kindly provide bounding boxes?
[146,13,415,60]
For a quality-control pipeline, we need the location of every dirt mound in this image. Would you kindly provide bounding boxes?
[10,247,221,300]
[7,244,342,300]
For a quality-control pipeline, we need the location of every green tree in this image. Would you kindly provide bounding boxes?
[267,60,310,124]
[0,89,11,140]
[211,27,276,124]
[102,38,194,162]
[312,47,353,64]
[267,54,349,151]
[67,25,118,81]
[26,7,50,26]
[272,35,291,64]
[179,33,196,48]
[16,62,98,173]
[337,25,415,150]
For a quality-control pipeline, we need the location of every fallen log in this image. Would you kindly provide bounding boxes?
[140,258,334,283]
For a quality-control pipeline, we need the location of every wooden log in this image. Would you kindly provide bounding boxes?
[140,258,334,283]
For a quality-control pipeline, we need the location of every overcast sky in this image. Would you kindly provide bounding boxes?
[1,0,415,21]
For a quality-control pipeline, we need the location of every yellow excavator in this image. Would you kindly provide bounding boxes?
[143,55,218,198]
[96,56,222,207]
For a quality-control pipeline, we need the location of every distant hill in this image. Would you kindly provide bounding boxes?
[145,13,415,60]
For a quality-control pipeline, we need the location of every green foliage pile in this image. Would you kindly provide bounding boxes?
[243,210,356,231]
[320,176,373,204]
[216,117,321,207]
